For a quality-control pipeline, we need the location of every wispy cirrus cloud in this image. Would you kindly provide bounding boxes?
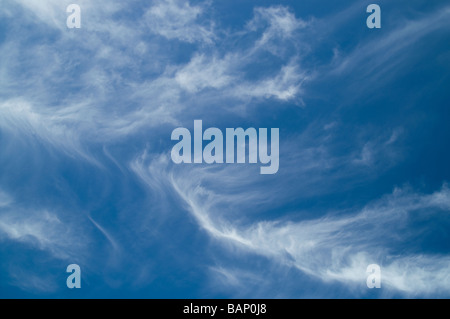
[0,0,309,161]
[247,6,308,55]
[1,0,449,298]
[329,5,450,93]
[145,0,216,43]
[132,152,450,296]
[0,191,88,261]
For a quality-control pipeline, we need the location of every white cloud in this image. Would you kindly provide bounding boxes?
[234,61,307,102]
[331,6,450,88]
[0,1,310,162]
[12,0,68,29]
[0,191,12,208]
[132,154,450,295]
[248,6,308,55]
[1,0,449,297]
[145,0,215,43]
[0,204,87,260]
[175,54,233,92]
[208,266,265,292]
[8,267,59,293]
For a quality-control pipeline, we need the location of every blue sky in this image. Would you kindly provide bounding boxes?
[0,0,449,298]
